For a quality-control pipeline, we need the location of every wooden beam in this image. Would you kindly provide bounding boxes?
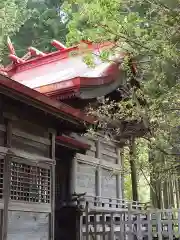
[76,153,122,172]
[56,135,90,151]
[69,156,77,195]
[116,148,122,199]
[9,148,55,165]
[120,148,125,199]
[8,202,51,212]
[95,139,101,198]
[2,118,12,240]
[49,130,56,240]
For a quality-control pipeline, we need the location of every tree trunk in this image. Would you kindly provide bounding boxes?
[129,138,139,202]
[149,148,161,208]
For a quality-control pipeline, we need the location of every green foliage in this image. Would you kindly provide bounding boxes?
[7,0,68,61]
[0,0,30,62]
[65,0,180,203]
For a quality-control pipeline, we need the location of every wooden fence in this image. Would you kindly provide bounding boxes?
[83,195,143,210]
[80,202,180,240]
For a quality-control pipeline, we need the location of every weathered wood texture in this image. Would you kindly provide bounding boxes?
[0,107,56,240]
[76,162,96,195]
[7,211,49,240]
[70,133,124,200]
[81,204,180,240]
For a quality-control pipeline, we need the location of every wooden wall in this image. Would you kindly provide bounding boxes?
[70,133,124,200]
[0,109,56,240]
[7,211,49,240]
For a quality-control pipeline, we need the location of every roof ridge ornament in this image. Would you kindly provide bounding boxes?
[51,39,67,50]
[7,36,16,55]
[9,54,25,64]
[28,47,46,57]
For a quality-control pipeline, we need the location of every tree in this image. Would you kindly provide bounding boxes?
[0,0,29,62]
[11,0,68,59]
[65,0,180,206]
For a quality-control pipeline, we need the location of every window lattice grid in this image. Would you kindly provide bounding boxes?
[0,158,4,199]
[10,161,51,203]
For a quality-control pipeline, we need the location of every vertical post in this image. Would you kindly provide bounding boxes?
[78,214,83,240]
[167,211,173,240]
[102,212,106,240]
[69,156,77,196]
[157,212,162,240]
[147,211,152,240]
[136,213,142,240]
[120,148,125,200]
[119,212,125,240]
[95,139,101,202]
[49,129,56,240]
[2,118,12,240]
[110,212,114,240]
[94,213,97,240]
[116,148,123,207]
[127,203,133,240]
[85,202,89,240]
[129,138,139,202]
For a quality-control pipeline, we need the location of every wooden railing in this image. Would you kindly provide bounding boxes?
[83,195,144,210]
[80,202,180,240]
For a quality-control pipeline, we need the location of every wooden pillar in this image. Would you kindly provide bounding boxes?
[2,117,12,240]
[95,139,101,197]
[49,129,56,240]
[120,148,125,199]
[69,156,77,195]
[116,148,124,199]
[129,138,139,202]
[116,148,122,199]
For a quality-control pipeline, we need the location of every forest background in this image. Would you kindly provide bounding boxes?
[1,0,180,208]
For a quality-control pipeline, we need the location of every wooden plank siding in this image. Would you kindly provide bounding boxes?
[0,111,56,240]
[7,211,49,240]
[70,133,124,202]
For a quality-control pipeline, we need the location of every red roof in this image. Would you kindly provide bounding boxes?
[0,74,94,124]
[4,41,127,99]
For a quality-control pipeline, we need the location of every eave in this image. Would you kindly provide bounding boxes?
[56,135,90,151]
[0,74,95,127]
[34,75,119,99]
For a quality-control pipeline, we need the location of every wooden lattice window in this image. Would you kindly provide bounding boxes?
[10,161,51,203]
[0,158,4,199]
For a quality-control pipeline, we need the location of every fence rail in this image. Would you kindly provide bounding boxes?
[84,195,144,211]
[80,202,180,240]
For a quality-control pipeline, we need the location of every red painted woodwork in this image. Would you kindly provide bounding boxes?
[0,74,95,124]
[56,135,90,150]
[3,41,127,100]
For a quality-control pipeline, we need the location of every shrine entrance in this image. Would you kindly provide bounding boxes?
[55,145,78,240]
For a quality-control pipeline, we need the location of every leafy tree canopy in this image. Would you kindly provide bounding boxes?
[65,0,180,159]
[0,0,30,62]
[65,0,180,202]
[4,0,68,61]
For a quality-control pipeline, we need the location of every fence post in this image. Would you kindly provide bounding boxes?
[79,214,83,240]
[167,210,173,240]
[85,202,89,240]
[102,212,106,240]
[110,212,114,240]
[147,211,152,240]
[137,213,142,240]
[128,203,133,240]
[94,213,97,240]
[120,212,125,240]
[157,211,162,240]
